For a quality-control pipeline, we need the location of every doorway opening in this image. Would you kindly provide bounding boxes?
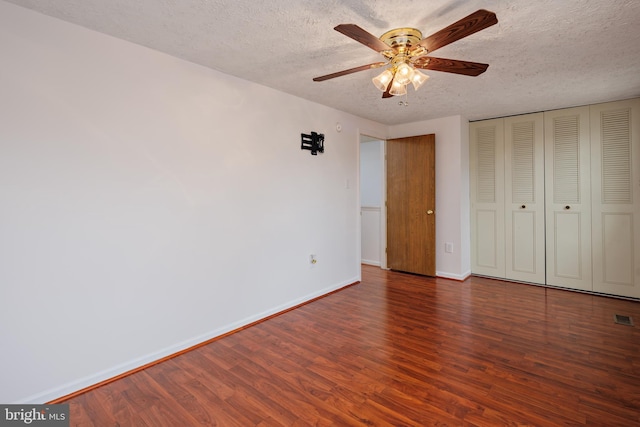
[359,134,386,269]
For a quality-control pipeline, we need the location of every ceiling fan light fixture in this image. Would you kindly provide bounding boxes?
[313,10,498,100]
[411,69,430,90]
[389,78,407,96]
[372,69,394,92]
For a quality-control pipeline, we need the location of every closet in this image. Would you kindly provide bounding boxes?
[470,98,640,299]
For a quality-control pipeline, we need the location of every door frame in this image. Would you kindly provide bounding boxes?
[358,131,388,271]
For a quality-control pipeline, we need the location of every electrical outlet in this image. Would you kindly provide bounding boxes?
[445,242,453,253]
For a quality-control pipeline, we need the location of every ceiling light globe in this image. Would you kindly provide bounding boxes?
[389,79,407,96]
[394,62,414,85]
[372,69,394,92]
[411,69,430,90]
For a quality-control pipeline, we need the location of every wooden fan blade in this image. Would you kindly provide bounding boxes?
[313,62,386,82]
[419,9,497,53]
[382,80,394,98]
[334,24,393,52]
[413,56,489,76]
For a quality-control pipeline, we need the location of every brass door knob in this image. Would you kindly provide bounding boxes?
[427,210,434,215]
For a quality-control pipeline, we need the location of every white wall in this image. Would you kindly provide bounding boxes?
[0,1,387,404]
[388,115,470,280]
[360,140,384,207]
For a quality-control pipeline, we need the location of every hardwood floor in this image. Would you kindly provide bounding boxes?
[65,266,640,426]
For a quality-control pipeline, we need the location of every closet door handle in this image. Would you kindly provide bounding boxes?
[521,205,526,209]
[564,205,571,210]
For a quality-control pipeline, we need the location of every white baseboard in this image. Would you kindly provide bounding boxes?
[436,270,472,281]
[19,277,359,404]
[361,259,381,266]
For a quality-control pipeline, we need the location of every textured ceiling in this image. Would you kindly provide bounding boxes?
[5,0,640,125]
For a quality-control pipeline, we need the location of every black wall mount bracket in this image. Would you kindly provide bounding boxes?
[301,132,324,156]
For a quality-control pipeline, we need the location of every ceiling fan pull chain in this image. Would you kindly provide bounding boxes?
[399,90,409,107]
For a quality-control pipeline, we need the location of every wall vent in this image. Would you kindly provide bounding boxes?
[614,314,634,326]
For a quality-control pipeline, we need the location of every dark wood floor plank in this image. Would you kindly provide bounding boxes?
[145,359,248,427]
[63,266,640,425]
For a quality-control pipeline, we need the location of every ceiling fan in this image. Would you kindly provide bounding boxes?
[313,9,498,99]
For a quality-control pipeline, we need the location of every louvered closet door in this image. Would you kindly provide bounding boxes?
[544,106,592,291]
[590,98,640,298]
[504,113,545,284]
[470,119,505,277]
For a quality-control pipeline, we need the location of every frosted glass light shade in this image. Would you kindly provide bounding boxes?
[372,69,394,92]
[411,69,430,90]
[389,79,407,96]
[394,62,414,85]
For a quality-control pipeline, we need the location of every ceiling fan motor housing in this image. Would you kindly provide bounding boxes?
[379,28,427,61]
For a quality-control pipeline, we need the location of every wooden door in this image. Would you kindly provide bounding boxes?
[544,106,592,291]
[386,134,436,276]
